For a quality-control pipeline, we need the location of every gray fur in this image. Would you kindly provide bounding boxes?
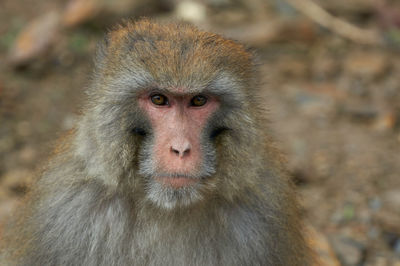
[2,20,312,265]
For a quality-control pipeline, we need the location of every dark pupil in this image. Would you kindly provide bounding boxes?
[152,95,165,105]
[193,96,206,106]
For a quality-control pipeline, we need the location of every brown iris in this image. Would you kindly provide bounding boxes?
[191,95,207,107]
[151,94,168,106]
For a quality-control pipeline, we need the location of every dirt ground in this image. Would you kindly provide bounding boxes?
[1,0,400,265]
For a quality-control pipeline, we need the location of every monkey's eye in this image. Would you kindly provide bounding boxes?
[151,94,168,106]
[191,95,207,107]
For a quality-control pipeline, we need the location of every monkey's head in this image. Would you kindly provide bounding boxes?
[76,19,266,209]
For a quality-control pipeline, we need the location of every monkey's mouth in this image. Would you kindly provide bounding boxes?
[155,176,199,189]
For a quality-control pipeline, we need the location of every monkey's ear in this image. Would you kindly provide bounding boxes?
[94,35,110,70]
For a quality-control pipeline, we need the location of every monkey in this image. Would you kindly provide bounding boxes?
[1,19,312,265]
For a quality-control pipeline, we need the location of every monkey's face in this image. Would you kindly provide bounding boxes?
[85,20,258,209]
[136,89,222,209]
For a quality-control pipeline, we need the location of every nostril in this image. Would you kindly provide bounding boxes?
[171,148,180,156]
[170,146,191,158]
[170,139,192,158]
[182,148,190,156]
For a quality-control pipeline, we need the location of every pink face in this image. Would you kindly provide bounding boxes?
[138,90,219,189]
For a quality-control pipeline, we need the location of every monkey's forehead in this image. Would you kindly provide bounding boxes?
[100,19,254,85]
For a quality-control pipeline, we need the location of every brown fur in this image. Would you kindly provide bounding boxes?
[1,19,312,265]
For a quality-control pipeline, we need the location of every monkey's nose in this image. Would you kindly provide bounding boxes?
[170,141,191,158]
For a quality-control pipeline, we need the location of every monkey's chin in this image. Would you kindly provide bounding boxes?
[146,177,204,209]
[155,176,199,189]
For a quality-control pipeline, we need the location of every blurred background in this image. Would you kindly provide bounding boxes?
[0,0,400,265]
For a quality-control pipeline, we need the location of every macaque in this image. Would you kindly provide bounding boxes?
[2,19,312,265]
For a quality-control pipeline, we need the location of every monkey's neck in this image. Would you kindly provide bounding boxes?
[29,179,272,265]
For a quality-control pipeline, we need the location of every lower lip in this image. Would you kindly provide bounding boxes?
[155,176,199,188]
